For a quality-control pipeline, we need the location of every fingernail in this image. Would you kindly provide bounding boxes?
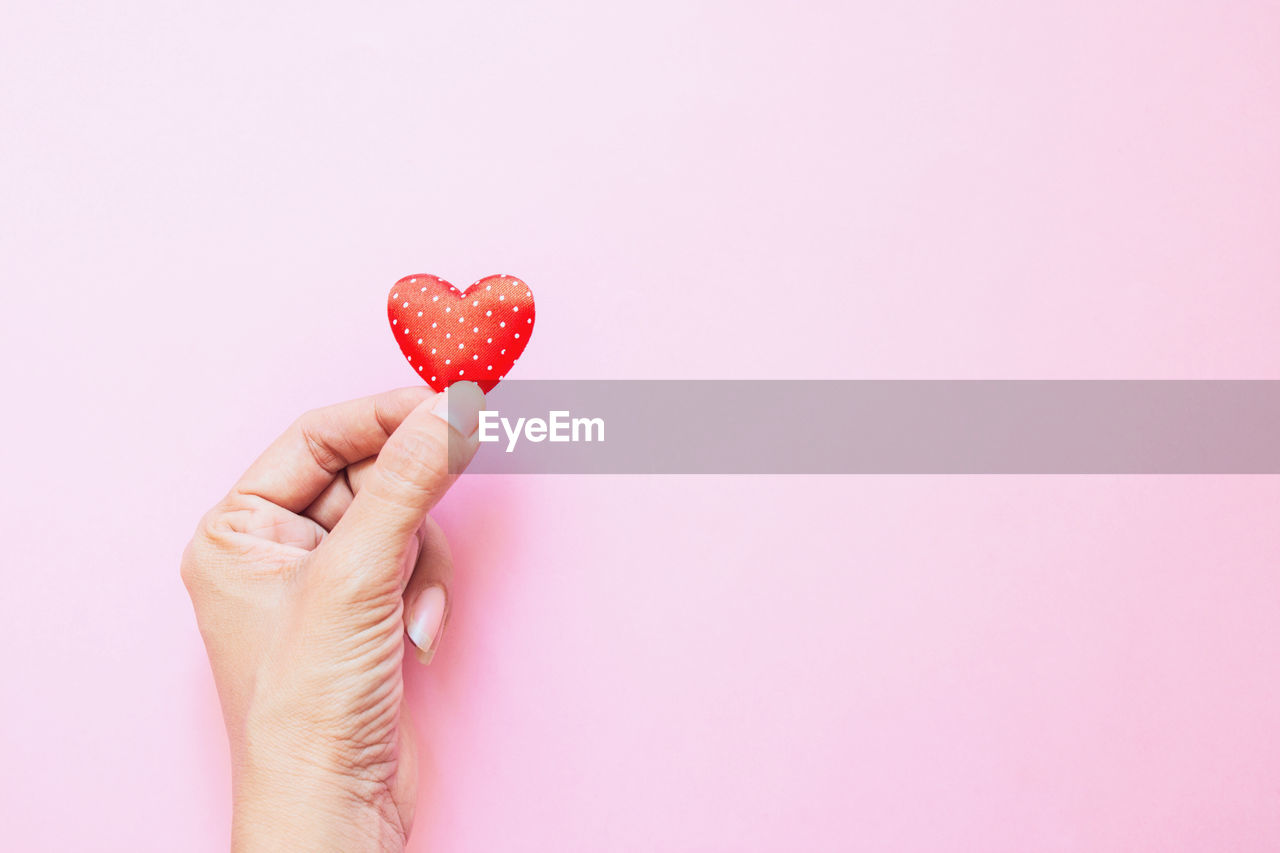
[407,583,448,665]
[430,382,485,437]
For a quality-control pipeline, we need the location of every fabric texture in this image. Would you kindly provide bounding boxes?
[388,273,536,392]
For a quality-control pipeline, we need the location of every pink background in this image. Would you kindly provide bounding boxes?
[3,1,1280,850]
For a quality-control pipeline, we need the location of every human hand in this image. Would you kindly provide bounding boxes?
[181,383,485,852]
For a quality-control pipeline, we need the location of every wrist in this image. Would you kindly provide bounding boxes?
[231,742,407,853]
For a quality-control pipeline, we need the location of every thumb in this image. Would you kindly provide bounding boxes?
[322,381,485,584]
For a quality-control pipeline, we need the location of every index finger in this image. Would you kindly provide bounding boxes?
[230,386,437,513]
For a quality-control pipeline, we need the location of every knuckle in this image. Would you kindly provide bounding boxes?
[297,414,347,476]
[178,545,199,591]
[379,426,453,493]
[179,515,216,592]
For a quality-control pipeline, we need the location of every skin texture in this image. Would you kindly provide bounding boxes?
[181,383,485,852]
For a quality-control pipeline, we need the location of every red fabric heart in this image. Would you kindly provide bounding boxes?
[388,273,535,393]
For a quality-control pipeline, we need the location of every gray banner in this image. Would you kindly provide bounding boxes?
[451,381,1280,474]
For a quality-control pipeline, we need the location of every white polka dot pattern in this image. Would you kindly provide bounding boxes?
[388,273,536,392]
